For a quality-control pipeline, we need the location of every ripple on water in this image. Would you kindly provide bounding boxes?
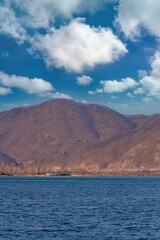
[1,176,160,239]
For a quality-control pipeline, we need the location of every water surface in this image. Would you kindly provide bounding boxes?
[0,176,160,239]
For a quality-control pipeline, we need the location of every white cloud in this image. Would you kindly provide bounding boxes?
[99,51,160,98]
[0,1,124,74]
[140,76,160,96]
[0,87,12,95]
[0,6,27,43]
[127,92,135,98]
[88,90,95,95]
[133,87,145,95]
[2,0,116,31]
[32,18,127,72]
[0,71,53,95]
[76,75,93,86]
[96,88,103,93]
[140,51,160,97]
[116,0,160,39]
[138,70,147,79]
[46,91,72,99]
[99,77,137,93]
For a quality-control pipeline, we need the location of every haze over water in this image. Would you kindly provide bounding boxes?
[1,176,160,239]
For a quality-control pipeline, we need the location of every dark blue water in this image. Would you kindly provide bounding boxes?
[1,177,160,240]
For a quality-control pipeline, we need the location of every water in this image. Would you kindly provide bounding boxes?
[1,176,160,240]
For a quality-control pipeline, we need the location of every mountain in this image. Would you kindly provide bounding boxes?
[0,99,159,175]
[81,114,160,175]
[0,151,22,175]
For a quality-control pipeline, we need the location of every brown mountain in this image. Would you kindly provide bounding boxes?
[81,114,160,175]
[0,99,159,175]
[0,151,22,175]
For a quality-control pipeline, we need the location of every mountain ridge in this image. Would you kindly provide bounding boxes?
[0,99,159,175]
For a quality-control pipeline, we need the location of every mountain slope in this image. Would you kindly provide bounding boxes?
[81,114,160,174]
[0,99,159,175]
[0,99,135,161]
[0,151,21,175]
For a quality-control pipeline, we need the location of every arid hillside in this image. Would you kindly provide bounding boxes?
[0,99,159,175]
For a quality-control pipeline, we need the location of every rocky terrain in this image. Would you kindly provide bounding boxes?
[0,99,159,176]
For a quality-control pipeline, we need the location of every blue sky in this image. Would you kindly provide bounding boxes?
[0,0,160,114]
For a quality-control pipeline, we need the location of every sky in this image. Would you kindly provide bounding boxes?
[0,0,160,115]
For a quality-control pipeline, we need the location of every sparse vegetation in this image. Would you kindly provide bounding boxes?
[0,99,159,176]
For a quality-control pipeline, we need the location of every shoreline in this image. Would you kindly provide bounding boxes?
[1,169,160,177]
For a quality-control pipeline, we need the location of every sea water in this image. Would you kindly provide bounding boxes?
[0,176,160,239]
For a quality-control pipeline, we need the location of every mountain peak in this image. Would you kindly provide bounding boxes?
[0,99,159,176]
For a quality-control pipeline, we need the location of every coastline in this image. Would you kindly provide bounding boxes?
[1,169,160,177]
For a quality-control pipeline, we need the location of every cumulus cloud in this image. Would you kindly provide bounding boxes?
[0,6,27,43]
[0,1,125,73]
[46,91,72,99]
[133,87,145,95]
[140,51,160,97]
[88,90,95,95]
[0,87,12,95]
[99,51,160,98]
[32,18,127,72]
[22,0,107,28]
[7,0,69,30]
[76,75,93,86]
[0,71,53,95]
[98,77,137,93]
[116,0,160,39]
[1,0,116,31]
